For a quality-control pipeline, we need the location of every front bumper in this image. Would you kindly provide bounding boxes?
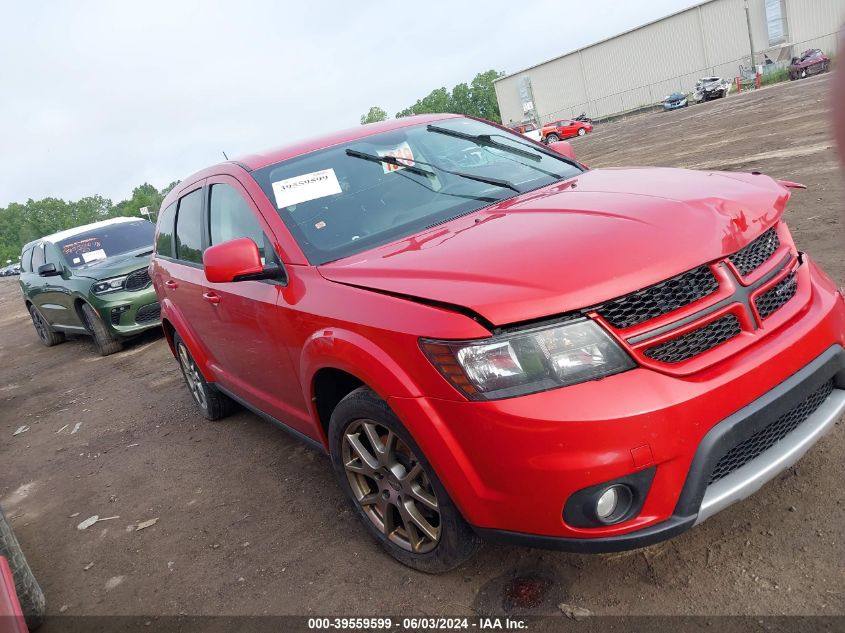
[476,345,845,552]
[387,258,845,550]
[91,286,161,338]
[663,100,687,110]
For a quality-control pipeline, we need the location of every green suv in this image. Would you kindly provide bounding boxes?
[19,217,161,355]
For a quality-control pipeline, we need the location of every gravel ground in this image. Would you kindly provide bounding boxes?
[1,73,843,626]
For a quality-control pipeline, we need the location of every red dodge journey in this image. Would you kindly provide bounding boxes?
[151,114,845,571]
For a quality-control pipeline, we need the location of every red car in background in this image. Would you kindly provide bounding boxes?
[541,118,592,143]
[789,49,830,80]
[151,113,845,572]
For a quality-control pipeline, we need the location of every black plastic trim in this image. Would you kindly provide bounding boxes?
[215,385,327,454]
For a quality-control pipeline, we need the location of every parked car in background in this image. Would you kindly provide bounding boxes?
[152,113,845,572]
[789,49,830,80]
[19,217,161,356]
[693,76,731,102]
[663,92,689,110]
[541,118,592,143]
[509,121,542,143]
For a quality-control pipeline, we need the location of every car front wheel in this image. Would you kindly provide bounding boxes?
[329,387,480,573]
[546,133,560,143]
[577,128,586,136]
[80,303,122,356]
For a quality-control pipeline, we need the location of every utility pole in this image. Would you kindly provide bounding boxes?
[744,0,756,68]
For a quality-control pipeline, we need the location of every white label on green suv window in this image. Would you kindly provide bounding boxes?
[271,168,342,209]
[81,249,107,263]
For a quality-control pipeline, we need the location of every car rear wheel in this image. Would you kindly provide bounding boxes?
[28,305,64,347]
[801,69,807,79]
[0,507,46,630]
[80,303,122,356]
[546,133,559,143]
[577,128,586,136]
[173,333,235,420]
[328,387,480,573]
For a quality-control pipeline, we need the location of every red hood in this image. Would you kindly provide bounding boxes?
[318,168,791,326]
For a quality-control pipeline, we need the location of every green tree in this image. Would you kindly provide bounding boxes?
[394,70,505,123]
[360,106,389,125]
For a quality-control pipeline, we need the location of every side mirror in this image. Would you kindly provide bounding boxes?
[37,263,61,277]
[548,141,577,161]
[203,237,281,283]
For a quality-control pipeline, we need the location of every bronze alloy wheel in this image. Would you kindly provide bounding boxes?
[342,419,441,554]
[177,341,207,411]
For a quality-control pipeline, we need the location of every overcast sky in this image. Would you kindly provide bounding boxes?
[0,0,700,207]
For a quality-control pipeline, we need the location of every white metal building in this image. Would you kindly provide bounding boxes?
[495,0,845,124]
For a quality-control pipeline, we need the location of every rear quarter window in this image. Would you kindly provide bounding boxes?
[156,202,176,258]
[20,247,33,272]
[174,189,204,264]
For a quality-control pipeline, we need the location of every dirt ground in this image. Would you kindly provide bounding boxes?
[1,74,843,626]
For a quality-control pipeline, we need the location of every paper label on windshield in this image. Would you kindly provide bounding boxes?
[271,168,342,208]
[81,249,106,263]
[377,142,415,173]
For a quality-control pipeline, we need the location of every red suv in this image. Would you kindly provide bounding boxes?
[151,114,845,572]
[541,119,592,143]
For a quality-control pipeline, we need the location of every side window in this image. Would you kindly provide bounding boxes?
[31,244,46,271]
[174,189,204,264]
[156,202,176,258]
[20,248,32,272]
[208,184,268,263]
[45,243,63,268]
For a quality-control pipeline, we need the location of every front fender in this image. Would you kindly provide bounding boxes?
[299,327,422,409]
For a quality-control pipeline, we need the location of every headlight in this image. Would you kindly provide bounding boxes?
[420,319,635,400]
[91,276,128,295]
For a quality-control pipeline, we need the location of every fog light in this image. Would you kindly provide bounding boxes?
[596,487,618,520]
[594,484,633,524]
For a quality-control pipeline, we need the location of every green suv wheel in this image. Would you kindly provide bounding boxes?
[80,303,123,356]
[28,305,65,347]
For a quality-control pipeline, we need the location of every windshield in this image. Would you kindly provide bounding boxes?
[251,118,582,265]
[56,220,155,268]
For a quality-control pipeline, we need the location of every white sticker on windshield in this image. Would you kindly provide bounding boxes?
[271,168,342,209]
[377,141,415,174]
[81,249,107,263]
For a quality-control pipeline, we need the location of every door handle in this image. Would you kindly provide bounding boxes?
[164,280,178,289]
[203,291,221,305]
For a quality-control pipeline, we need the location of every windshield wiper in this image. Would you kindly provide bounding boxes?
[426,125,570,178]
[344,149,520,193]
[135,249,154,257]
[426,124,542,161]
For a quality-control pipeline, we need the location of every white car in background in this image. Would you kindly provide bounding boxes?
[509,121,542,143]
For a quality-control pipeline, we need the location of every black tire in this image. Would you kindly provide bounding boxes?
[173,332,235,421]
[0,507,46,630]
[577,128,586,136]
[546,133,560,143]
[328,387,481,573]
[80,303,122,356]
[28,305,65,347]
